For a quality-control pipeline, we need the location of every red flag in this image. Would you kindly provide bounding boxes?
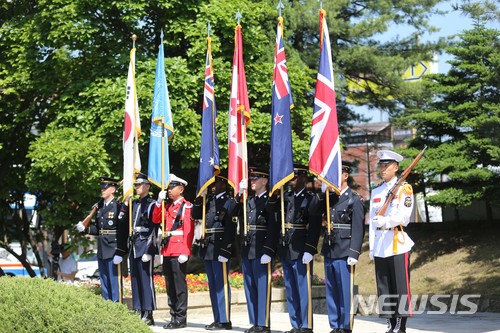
[227,25,250,195]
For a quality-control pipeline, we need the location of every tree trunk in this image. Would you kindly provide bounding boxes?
[485,200,493,225]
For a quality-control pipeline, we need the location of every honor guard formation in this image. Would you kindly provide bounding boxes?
[75,148,418,333]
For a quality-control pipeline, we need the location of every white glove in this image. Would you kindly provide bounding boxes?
[302,252,314,264]
[369,251,374,261]
[218,255,228,263]
[372,215,390,228]
[347,257,358,266]
[76,222,85,232]
[200,189,207,197]
[178,254,188,264]
[260,254,272,264]
[113,255,123,265]
[142,254,152,262]
[238,179,248,195]
[158,190,167,202]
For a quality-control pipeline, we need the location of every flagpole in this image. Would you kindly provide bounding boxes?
[240,82,248,243]
[320,3,331,243]
[159,31,166,238]
[200,24,211,241]
[128,34,137,257]
[326,187,332,245]
[235,10,248,242]
[241,110,248,242]
[280,187,285,243]
[123,33,138,304]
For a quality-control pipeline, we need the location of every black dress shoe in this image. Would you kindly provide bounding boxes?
[205,322,219,330]
[218,322,232,330]
[284,329,300,333]
[300,329,313,333]
[163,320,187,329]
[244,325,256,333]
[254,326,270,333]
[142,316,155,326]
[141,310,154,326]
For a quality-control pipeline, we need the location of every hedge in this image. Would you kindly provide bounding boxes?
[0,277,150,333]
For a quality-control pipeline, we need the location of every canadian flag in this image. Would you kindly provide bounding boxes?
[227,25,250,195]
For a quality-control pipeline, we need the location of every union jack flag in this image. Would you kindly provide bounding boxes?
[270,17,294,196]
[196,36,220,197]
[308,9,342,193]
[227,24,250,196]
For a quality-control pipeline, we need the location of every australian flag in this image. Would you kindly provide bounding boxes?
[308,9,342,193]
[196,37,220,198]
[270,17,294,196]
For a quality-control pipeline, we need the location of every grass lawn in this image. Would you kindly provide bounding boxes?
[312,223,500,297]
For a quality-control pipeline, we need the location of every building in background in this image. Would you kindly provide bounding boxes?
[342,121,415,199]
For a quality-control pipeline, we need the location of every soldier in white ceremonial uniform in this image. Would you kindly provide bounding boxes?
[369,150,414,333]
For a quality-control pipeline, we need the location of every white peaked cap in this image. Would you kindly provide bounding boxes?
[376,150,404,163]
[169,174,188,186]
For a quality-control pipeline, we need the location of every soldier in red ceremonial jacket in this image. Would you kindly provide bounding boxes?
[152,174,194,330]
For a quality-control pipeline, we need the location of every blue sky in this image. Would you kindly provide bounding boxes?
[354,1,499,121]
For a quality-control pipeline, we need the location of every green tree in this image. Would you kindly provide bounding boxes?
[1,0,447,262]
[395,2,500,220]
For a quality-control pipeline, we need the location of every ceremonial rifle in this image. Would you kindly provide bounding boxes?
[81,200,102,228]
[376,146,427,253]
[376,145,427,217]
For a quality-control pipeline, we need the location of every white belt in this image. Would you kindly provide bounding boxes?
[165,230,183,236]
[133,227,150,233]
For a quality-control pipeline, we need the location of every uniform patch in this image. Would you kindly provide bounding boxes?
[404,196,412,207]
[108,212,114,219]
[108,220,114,226]
[374,198,381,203]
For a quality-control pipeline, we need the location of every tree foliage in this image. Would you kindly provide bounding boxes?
[395,2,500,209]
[1,0,448,248]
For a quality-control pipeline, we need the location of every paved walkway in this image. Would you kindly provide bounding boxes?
[149,311,500,333]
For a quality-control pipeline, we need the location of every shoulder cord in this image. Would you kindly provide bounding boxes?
[169,202,186,232]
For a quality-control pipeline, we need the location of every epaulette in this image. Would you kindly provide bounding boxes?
[352,191,363,201]
[402,183,413,195]
[373,181,384,189]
